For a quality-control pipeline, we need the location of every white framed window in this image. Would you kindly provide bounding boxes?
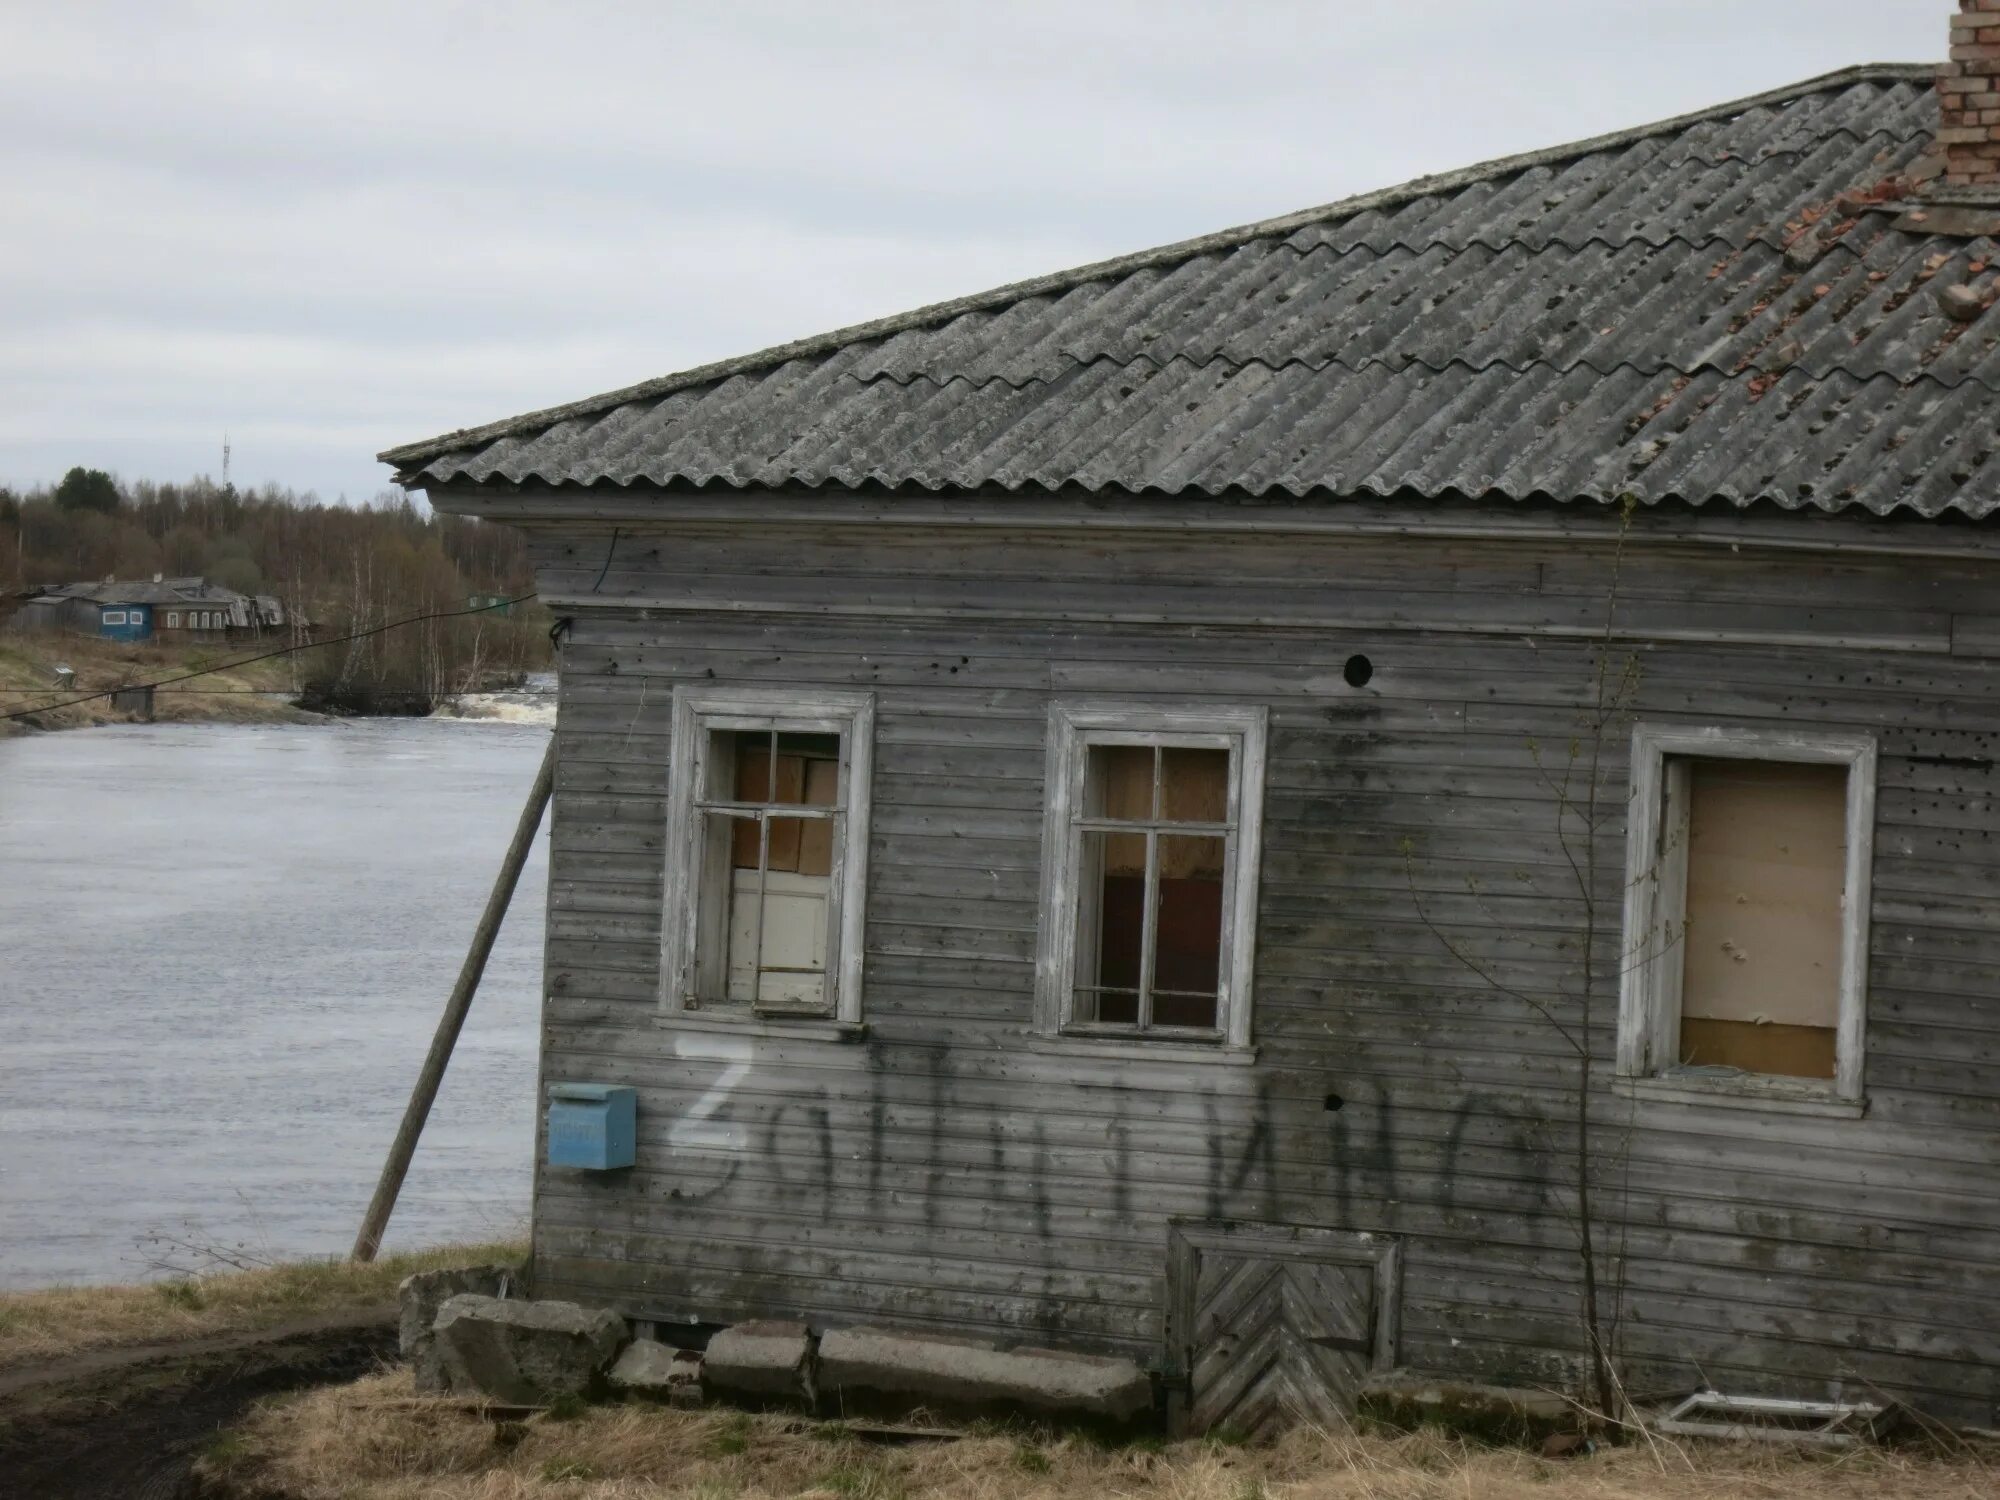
[1034,702,1268,1049]
[1619,724,1876,1111]
[662,686,875,1027]
[167,613,180,627]
[103,610,127,624]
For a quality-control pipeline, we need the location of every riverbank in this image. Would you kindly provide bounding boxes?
[0,1243,524,1500]
[0,1241,524,1375]
[0,636,317,735]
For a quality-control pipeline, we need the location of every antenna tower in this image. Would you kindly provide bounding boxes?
[223,434,232,490]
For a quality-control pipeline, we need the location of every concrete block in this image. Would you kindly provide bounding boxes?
[432,1294,627,1404]
[397,1264,514,1392]
[817,1326,1151,1422]
[703,1320,815,1406]
[609,1337,704,1403]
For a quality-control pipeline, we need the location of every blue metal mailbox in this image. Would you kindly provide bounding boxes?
[546,1083,637,1170]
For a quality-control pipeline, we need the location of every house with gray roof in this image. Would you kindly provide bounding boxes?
[384,17,2000,1433]
[4,577,286,643]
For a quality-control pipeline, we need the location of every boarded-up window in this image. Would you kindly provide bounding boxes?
[1074,743,1231,1032]
[1674,757,1846,1080]
[697,729,842,1014]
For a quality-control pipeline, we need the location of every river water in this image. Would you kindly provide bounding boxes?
[0,718,552,1289]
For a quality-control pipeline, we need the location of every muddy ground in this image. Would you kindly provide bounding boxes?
[0,1311,395,1500]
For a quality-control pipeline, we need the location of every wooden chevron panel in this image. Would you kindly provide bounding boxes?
[1188,1253,1374,1436]
[1166,1222,1402,1437]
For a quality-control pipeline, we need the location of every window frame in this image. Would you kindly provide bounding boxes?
[166,613,180,628]
[661,685,875,1028]
[103,610,127,625]
[1618,723,1876,1109]
[1034,701,1268,1051]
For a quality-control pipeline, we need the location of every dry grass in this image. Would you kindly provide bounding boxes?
[0,634,315,735]
[202,1370,1999,1500]
[0,1242,525,1372]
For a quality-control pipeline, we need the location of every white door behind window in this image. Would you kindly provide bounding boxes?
[726,868,828,1007]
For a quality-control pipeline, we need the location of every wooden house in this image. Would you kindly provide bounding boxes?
[1,577,285,643]
[384,45,2000,1432]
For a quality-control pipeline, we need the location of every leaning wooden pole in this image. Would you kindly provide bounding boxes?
[351,736,556,1262]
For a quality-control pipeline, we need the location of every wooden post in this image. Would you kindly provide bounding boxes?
[351,736,556,1262]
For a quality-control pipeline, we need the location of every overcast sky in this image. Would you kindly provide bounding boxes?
[0,1,1944,504]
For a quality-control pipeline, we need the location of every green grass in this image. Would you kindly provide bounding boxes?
[703,1413,754,1458]
[1014,1443,1052,1474]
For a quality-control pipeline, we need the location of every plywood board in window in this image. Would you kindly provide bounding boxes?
[1679,1017,1836,1078]
[1682,758,1845,1030]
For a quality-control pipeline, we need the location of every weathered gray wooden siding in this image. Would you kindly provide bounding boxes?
[506,501,1998,1426]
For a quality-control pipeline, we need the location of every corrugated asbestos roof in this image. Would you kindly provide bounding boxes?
[384,65,2000,520]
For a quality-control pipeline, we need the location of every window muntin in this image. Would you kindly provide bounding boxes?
[663,689,875,1027]
[103,610,127,624]
[701,729,841,1012]
[1073,743,1231,1031]
[1037,704,1267,1049]
[1619,726,1875,1104]
[166,613,180,627]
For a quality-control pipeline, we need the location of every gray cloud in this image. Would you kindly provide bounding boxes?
[1,0,1941,502]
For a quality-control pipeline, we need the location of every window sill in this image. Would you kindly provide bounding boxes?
[1027,1031,1259,1067]
[1612,1072,1865,1119]
[658,1011,868,1044]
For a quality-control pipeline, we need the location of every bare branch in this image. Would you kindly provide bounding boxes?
[1402,843,1584,1054]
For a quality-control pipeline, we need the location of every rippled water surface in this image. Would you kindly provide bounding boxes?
[0,719,549,1289]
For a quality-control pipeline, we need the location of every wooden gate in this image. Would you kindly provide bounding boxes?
[1166,1222,1401,1437]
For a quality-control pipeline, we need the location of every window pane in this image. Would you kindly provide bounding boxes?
[766,814,837,878]
[725,730,841,809]
[1677,757,1844,1080]
[704,811,763,1003]
[733,731,782,803]
[712,808,832,1011]
[1153,834,1224,1029]
[1084,744,1155,821]
[748,866,830,1010]
[1161,747,1229,824]
[1076,987,1140,1025]
[1077,828,1145,1021]
[780,732,841,807]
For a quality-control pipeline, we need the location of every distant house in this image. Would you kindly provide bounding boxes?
[383,28,2000,1436]
[1,578,288,643]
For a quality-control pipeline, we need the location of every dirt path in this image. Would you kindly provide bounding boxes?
[0,1307,395,1500]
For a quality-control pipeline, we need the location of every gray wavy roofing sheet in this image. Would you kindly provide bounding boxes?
[387,70,2000,520]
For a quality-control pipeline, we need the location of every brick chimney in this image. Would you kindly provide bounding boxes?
[1941,2,2000,194]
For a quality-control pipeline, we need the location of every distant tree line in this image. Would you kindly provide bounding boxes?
[0,468,550,701]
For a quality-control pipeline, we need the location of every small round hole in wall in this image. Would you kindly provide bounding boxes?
[1343,654,1374,688]
[1323,1092,1345,1113]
